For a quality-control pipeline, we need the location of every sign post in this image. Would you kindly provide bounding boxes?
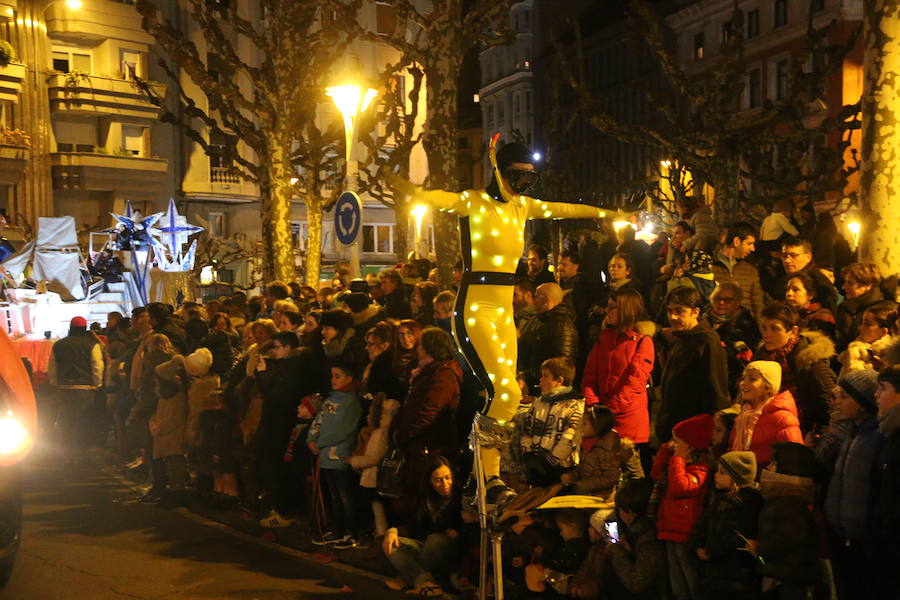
[334,191,362,277]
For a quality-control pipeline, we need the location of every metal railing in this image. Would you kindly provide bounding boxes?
[210,166,240,183]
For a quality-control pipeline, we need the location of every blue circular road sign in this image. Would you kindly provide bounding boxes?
[334,191,361,246]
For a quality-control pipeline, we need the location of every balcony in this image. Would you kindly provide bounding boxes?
[0,142,27,185]
[47,73,165,119]
[45,0,152,44]
[0,63,25,103]
[51,151,167,201]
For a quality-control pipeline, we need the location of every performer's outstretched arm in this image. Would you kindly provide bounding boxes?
[523,195,605,220]
[381,169,469,215]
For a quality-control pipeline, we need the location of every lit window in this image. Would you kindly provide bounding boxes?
[52,48,91,74]
[122,125,145,156]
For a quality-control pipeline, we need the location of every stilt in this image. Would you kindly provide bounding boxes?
[472,432,505,600]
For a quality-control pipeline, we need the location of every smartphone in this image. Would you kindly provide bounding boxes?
[604,521,620,544]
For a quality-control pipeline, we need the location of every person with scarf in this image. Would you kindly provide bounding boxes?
[755,302,836,435]
[782,271,837,340]
[728,361,803,469]
[319,308,366,374]
[701,282,760,395]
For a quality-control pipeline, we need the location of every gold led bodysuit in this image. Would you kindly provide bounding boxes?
[393,135,605,425]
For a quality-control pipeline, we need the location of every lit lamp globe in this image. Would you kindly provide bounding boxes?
[326,82,377,163]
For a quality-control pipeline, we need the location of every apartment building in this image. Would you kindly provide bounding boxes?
[666,0,864,207]
[0,0,433,285]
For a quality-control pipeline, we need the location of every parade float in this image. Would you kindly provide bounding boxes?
[0,199,202,341]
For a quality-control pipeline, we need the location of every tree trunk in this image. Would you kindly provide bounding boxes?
[261,134,296,282]
[393,195,410,261]
[423,50,463,287]
[305,197,323,287]
[860,1,900,274]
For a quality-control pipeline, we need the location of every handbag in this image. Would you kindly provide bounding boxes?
[376,444,406,498]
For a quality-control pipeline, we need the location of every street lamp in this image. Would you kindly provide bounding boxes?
[326,55,377,278]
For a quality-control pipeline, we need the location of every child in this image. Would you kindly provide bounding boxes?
[191,389,238,507]
[568,507,614,599]
[694,451,763,599]
[520,357,585,487]
[151,355,188,504]
[526,509,591,596]
[711,408,738,459]
[755,441,821,598]
[307,361,363,549]
[604,479,666,598]
[838,303,896,376]
[561,405,637,499]
[346,395,400,538]
[650,413,714,600]
[183,348,221,453]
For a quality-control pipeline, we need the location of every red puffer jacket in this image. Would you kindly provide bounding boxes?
[729,390,803,468]
[651,445,710,543]
[581,327,654,443]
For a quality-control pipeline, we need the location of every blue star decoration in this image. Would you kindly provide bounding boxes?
[109,200,165,254]
[157,198,204,255]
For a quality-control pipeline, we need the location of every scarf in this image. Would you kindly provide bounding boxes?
[879,404,900,438]
[731,399,769,451]
[322,328,354,359]
[609,278,632,291]
[581,436,598,454]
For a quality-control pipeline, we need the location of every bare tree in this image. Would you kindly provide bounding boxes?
[134,0,360,285]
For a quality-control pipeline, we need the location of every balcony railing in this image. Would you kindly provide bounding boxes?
[210,166,240,184]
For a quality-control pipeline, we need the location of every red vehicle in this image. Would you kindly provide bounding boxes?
[0,327,37,588]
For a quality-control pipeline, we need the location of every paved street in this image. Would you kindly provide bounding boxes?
[2,461,399,599]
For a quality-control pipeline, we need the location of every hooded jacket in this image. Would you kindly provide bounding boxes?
[656,324,730,442]
[757,470,820,584]
[307,389,362,470]
[728,391,803,468]
[582,325,655,443]
[650,444,710,543]
[756,330,836,433]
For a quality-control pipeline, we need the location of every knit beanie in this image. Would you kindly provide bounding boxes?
[183,347,213,377]
[300,394,324,418]
[672,413,715,449]
[718,451,757,486]
[838,369,879,414]
[343,292,372,313]
[744,360,782,395]
[771,442,815,478]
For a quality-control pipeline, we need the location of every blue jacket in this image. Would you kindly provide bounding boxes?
[307,389,361,470]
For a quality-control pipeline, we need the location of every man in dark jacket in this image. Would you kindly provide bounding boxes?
[526,244,556,287]
[656,286,729,442]
[769,237,837,309]
[147,302,187,353]
[255,330,327,526]
[378,268,412,319]
[344,291,386,351]
[47,316,103,463]
[522,283,578,389]
[710,222,765,317]
[875,365,900,591]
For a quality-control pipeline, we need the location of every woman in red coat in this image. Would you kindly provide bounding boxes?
[729,360,803,468]
[581,289,655,444]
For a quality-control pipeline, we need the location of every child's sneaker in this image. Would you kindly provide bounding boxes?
[311,532,343,546]
[258,510,294,528]
[332,535,358,550]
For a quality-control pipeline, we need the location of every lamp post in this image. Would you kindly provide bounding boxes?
[326,56,377,279]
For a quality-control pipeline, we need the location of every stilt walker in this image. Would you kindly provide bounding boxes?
[384,134,605,599]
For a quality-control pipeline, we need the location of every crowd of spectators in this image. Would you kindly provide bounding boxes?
[43,198,900,600]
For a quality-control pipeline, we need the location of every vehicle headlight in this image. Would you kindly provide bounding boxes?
[0,412,30,457]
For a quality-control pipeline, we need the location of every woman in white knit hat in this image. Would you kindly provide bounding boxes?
[729,360,803,469]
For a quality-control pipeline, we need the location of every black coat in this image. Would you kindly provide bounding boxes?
[656,324,730,442]
[756,488,820,584]
[381,289,412,320]
[694,486,763,594]
[524,302,579,386]
[835,286,897,351]
[875,421,900,589]
[702,307,760,396]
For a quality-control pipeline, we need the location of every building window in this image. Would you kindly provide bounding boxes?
[375,2,397,35]
[722,21,733,43]
[747,10,760,38]
[513,94,520,120]
[523,10,530,30]
[497,101,505,125]
[486,104,494,128]
[693,32,704,60]
[122,125,145,156]
[774,0,787,27]
[290,221,307,249]
[209,130,239,182]
[811,0,825,13]
[120,50,142,78]
[362,224,393,254]
[52,48,91,73]
[748,68,761,108]
[775,59,789,100]
[209,212,227,237]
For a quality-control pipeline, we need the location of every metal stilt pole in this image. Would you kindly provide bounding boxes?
[473,432,504,600]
